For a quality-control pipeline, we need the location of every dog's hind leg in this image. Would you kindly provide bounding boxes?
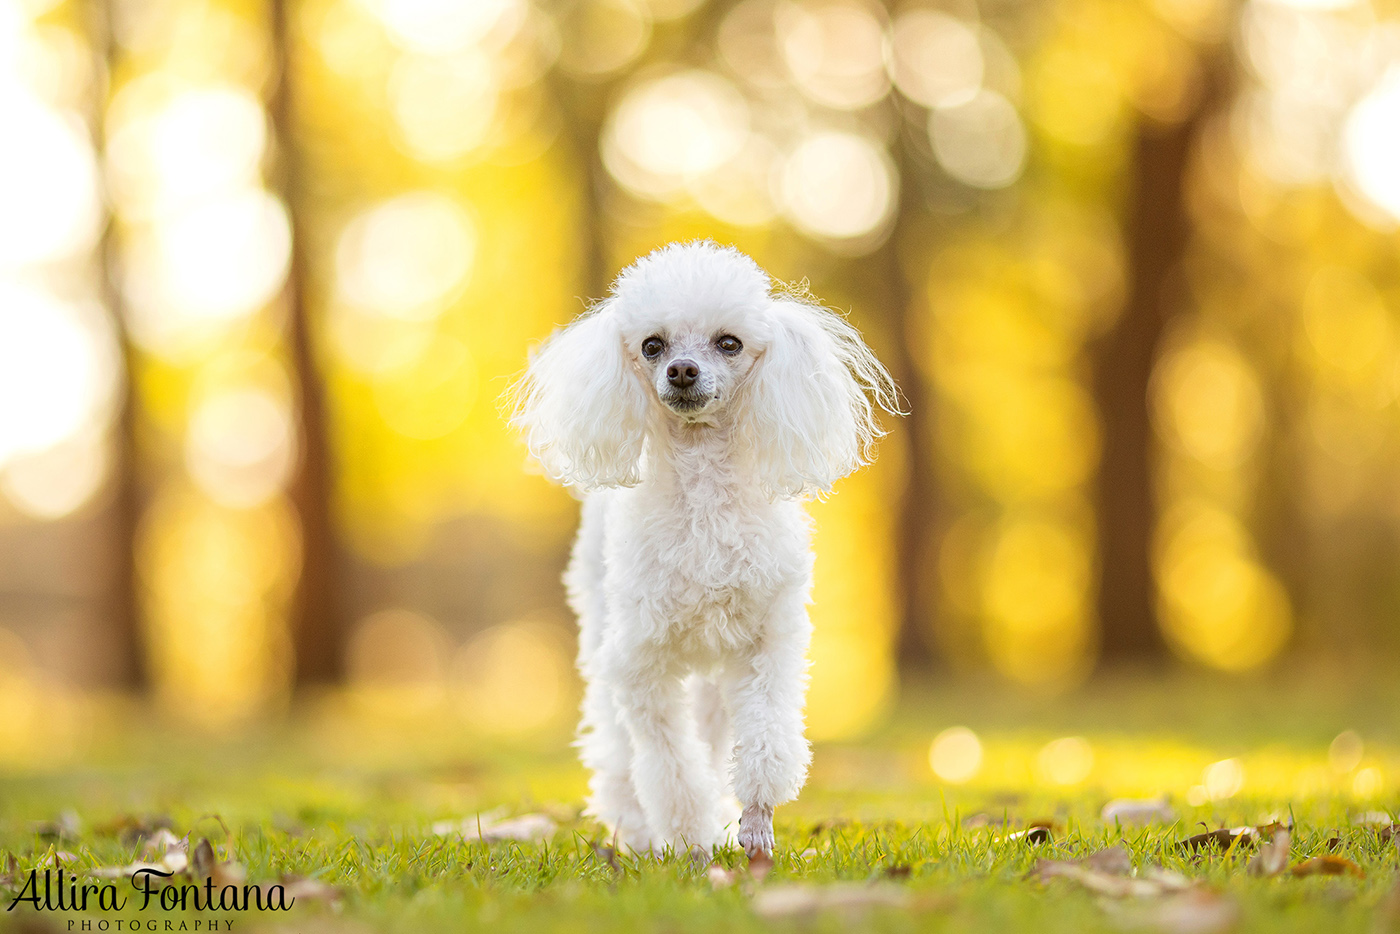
[610,647,726,854]
[691,675,741,845]
[577,677,652,852]
[691,676,733,790]
[568,495,652,852]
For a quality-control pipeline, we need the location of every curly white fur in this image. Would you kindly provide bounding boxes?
[510,241,900,856]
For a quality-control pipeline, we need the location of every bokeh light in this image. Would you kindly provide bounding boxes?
[1342,66,1400,221]
[929,89,1028,190]
[775,0,889,110]
[1036,736,1095,786]
[602,70,749,200]
[335,192,477,322]
[888,9,983,109]
[779,130,895,245]
[930,726,984,784]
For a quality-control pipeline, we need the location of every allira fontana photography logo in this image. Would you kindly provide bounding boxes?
[7,866,296,927]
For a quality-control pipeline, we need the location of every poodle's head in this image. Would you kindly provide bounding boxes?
[510,240,901,497]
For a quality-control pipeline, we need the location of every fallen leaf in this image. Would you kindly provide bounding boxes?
[748,851,774,882]
[752,883,909,917]
[142,829,187,860]
[1,852,19,887]
[707,864,737,889]
[882,864,911,879]
[1177,827,1257,853]
[1291,856,1364,878]
[191,838,216,878]
[1101,797,1176,826]
[1001,821,1054,845]
[279,875,342,905]
[588,842,619,873]
[1085,846,1133,876]
[88,832,190,883]
[1033,852,1191,900]
[35,850,78,869]
[87,861,178,883]
[95,815,173,846]
[1248,827,1290,877]
[31,811,80,841]
[1375,875,1400,929]
[188,838,245,887]
[431,813,557,843]
[1101,888,1238,934]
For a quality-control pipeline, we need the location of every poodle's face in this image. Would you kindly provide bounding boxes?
[626,321,757,422]
[512,240,899,494]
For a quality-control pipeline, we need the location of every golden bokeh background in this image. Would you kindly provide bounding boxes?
[3,0,1400,761]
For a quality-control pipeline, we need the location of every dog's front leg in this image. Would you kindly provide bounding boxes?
[610,648,725,854]
[727,596,813,857]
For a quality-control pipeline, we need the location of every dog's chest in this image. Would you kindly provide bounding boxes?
[616,487,806,649]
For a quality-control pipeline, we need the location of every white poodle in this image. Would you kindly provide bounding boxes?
[510,241,899,857]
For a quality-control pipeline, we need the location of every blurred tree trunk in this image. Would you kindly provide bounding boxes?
[270,0,343,686]
[1093,67,1220,665]
[95,0,145,689]
[880,140,939,673]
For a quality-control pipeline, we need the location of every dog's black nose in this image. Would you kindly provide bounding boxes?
[667,359,699,388]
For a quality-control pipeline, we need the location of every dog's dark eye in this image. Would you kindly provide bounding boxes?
[716,335,742,355]
[642,336,666,359]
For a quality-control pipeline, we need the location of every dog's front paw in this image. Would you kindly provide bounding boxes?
[738,803,775,857]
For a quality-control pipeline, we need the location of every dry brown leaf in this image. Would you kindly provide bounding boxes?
[35,850,78,869]
[1001,821,1054,844]
[748,850,774,882]
[1248,828,1290,877]
[1,852,19,887]
[1290,855,1364,878]
[142,829,187,859]
[882,864,912,879]
[96,814,173,846]
[1101,888,1238,934]
[1033,852,1191,900]
[31,811,80,841]
[1177,827,1257,853]
[752,883,909,918]
[1375,875,1400,930]
[1085,846,1133,876]
[1101,797,1176,826]
[707,864,737,889]
[187,838,245,887]
[280,875,342,905]
[431,813,557,843]
[88,860,179,883]
[191,838,216,878]
[1356,810,1393,827]
[588,842,620,873]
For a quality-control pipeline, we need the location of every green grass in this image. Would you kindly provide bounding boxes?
[3,676,1400,933]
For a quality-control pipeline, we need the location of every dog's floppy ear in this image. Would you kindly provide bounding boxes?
[510,301,649,490]
[735,299,902,498]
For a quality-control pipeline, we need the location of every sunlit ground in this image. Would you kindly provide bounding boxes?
[4,674,1400,933]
